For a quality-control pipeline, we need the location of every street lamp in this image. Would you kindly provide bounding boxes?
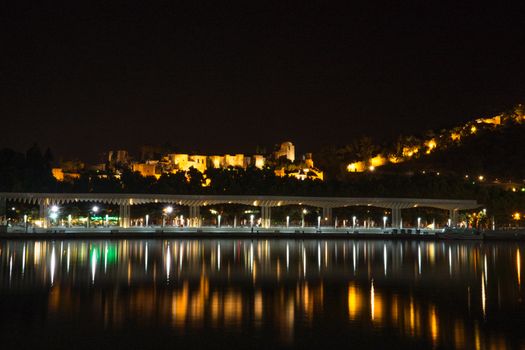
[352,216,357,228]
[217,214,221,228]
[286,215,290,228]
[49,205,59,226]
[163,206,173,227]
[88,205,100,228]
[383,216,387,229]
[417,217,421,229]
[302,209,307,228]
[250,214,254,228]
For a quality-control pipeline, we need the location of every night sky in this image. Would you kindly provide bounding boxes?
[1,2,524,162]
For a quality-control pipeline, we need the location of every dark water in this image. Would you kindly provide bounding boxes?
[1,238,524,349]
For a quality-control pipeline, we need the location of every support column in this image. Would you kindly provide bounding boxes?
[449,209,459,227]
[189,205,201,227]
[261,206,271,228]
[119,203,131,228]
[322,207,333,226]
[391,207,402,228]
[0,197,6,226]
[39,198,50,228]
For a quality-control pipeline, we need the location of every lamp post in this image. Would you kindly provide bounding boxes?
[49,205,59,227]
[352,216,356,229]
[317,215,321,229]
[383,216,387,229]
[250,214,254,228]
[88,205,99,229]
[417,217,421,229]
[302,209,307,228]
[217,214,221,228]
[286,216,290,228]
[163,206,173,227]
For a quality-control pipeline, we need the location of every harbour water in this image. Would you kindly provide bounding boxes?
[1,238,524,349]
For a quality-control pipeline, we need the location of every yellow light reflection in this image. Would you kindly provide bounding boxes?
[453,320,465,349]
[171,282,189,325]
[347,283,362,320]
[429,305,439,345]
[254,291,263,322]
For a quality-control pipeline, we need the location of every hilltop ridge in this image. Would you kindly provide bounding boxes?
[316,104,525,181]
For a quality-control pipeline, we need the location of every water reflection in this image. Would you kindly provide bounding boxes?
[1,239,525,349]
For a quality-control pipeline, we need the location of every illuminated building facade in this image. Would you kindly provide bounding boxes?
[274,141,295,162]
[51,142,322,182]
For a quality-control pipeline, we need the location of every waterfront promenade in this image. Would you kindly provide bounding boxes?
[0,192,480,235]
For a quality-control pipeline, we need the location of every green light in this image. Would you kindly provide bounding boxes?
[90,216,119,221]
[105,245,118,264]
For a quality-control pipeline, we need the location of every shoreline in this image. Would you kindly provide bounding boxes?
[0,227,522,241]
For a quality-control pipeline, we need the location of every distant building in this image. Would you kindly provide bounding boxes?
[52,159,85,182]
[274,151,323,181]
[108,150,131,168]
[51,168,81,182]
[274,141,295,162]
[129,141,321,181]
[223,154,245,168]
[132,163,159,178]
[166,154,207,173]
[253,155,265,169]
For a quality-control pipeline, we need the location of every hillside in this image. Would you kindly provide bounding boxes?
[382,120,525,180]
[316,104,525,182]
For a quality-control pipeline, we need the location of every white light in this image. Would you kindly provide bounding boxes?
[49,212,58,220]
[92,206,99,213]
[50,205,59,213]
[165,206,173,214]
